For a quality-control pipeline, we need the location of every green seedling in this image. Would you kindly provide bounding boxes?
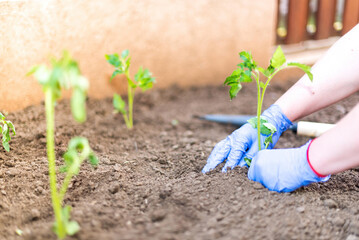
[0,112,15,152]
[106,50,155,129]
[28,51,98,239]
[225,46,313,166]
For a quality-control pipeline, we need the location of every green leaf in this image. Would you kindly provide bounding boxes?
[225,51,258,100]
[259,81,266,89]
[224,69,242,85]
[34,65,52,86]
[238,51,257,71]
[229,84,242,100]
[2,140,9,152]
[263,123,276,149]
[244,157,252,167]
[247,117,257,129]
[61,137,97,174]
[267,65,275,75]
[121,49,129,59]
[72,76,89,91]
[110,69,123,81]
[68,137,88,152]
[257,67,270,77]
[61,149,80,174]
[71,88,87,123]
[224,68,250,99]
[247,117,276,136]
[224,75,239,86]
[0,112,4,120]
[135,67,155,91]
[127,79,137,89]
[29,51,90,116]
[288,62,313,81]
[113,94,127,115]
[257,67,268,77]
[53,206,80,237]
[270,46,286,68]
[65,221,80,236]
[105,53,121,67]
[240,72,252,83]
[2,124,10,152]
[264,135,273,149]
[88,153,99,167]
[26,65,39,76]
[239,51,252,63]
[260,123,273,135]
[2,123,8,137]
[5,121,15,136]
[263,122,276,133]
[259,65,275,77]
[125,57,131,72]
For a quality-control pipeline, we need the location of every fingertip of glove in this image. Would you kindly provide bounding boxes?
[238,160,248,167]
[319,174,331,182]
[201,165,211,174]
[247,164,255,180]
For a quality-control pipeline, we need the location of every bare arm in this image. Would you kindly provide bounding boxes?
[275,24,359,121]
[308,103,359,176]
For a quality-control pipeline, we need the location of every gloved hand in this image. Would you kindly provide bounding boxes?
[202,105,292,173]
[248,140,330,192]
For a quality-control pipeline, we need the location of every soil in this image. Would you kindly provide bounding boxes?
[1,82,359,240]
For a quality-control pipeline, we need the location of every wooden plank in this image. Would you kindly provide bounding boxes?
[342,0,359,34]
[286,0,310,44]
[315,0,337,39]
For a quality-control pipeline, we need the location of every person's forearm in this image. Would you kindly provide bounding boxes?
[275,24,359,121]
[308,103,359,176]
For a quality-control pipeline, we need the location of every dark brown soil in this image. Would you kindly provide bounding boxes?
[1,82,359,240]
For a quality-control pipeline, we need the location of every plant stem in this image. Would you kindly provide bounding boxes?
[125,71,134,129]
[255,74,262,151]
[259,79,271,118]
[128,84,134,129]
[45,89,65,239]
[58,160,78,204]
[258,68,283,126]
[257,68,282,151]
[122,112,131,129]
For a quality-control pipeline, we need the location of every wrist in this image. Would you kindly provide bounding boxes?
[306,139,329,178]
[262,105,292,134]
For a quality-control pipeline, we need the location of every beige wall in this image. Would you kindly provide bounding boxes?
[0,0,277,111]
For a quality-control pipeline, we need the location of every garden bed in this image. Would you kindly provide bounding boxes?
[1,82,359,240]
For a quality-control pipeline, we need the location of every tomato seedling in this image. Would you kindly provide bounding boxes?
[28,51,98,239]
[225,46,313,166]
[0,112,15,152]
[106,50,155,129]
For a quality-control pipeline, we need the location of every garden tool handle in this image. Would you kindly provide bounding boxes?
[195,114,335,138]
[295,121,335,138]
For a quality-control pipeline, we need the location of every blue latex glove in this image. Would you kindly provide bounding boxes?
[248,141,330,192]
[202,105,292,173]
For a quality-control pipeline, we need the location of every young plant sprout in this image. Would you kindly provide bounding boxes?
[106,50,155,129]
[224,46,313,166]
[28,51,98,239]
[0,112,15,152]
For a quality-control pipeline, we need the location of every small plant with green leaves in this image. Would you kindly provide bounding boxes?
[224,46,313,166]
[106,50,155,129]
[28,51,98,239]
[0,112,15,152]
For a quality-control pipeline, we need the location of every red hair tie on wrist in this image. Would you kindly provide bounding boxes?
[306,139,327,178]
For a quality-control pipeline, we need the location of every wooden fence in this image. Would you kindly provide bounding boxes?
[277,0,359,44]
